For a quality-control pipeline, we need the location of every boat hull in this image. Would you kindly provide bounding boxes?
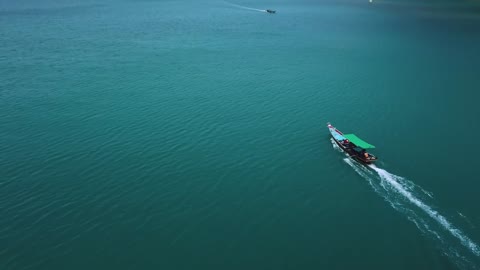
[332,137,376,164]
[328,123,377,164]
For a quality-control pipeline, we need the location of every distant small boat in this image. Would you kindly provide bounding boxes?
[327,122,378,164]
[266,9,276,14]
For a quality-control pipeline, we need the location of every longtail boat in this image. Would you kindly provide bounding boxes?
[327,122,378,164]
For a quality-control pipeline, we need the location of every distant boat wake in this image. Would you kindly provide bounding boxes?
[332,139,480,269]
[225,1,266,13]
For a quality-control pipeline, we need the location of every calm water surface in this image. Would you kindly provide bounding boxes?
[1,0,480,269]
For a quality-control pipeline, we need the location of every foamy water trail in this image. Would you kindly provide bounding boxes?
[423,190,434,198]
[370,165,480,257]
[330,138,343,152]
[225,2,266,12]
[332,142,480,268]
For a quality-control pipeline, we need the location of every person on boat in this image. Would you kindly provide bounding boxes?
[364,152,369,159]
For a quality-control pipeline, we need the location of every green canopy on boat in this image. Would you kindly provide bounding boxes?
[344,134,375,149]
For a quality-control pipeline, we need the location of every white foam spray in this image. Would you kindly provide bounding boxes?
[225,1,266,13]
[330,138,344,152]
[331,142,480,268]
[370,165,480,256]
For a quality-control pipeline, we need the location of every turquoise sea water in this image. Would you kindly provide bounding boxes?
[1,0,480,269]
